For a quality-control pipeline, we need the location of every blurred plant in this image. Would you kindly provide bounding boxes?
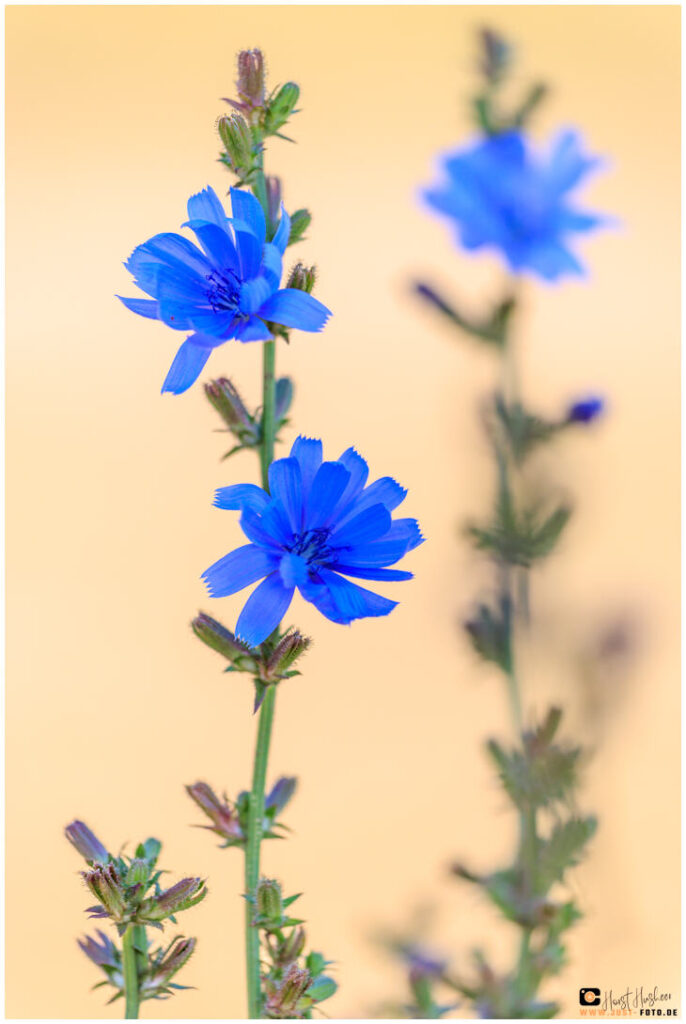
[381,28,609,1018]
[117,49,423,1017]
[65,821,204,1018]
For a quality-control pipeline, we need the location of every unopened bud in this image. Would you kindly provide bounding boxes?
[288,208,311,245]
[143,877,207,922]
[256,877,283,926]
[480,27,511,84]
[186,781,244,843]
[217,114,254,173]
[274,377,294,426]
[266,176,282,227]
[204,379,259,445]
[143,936,197,994]
[192,612,258,670]
[272,925,306,966]
[236,49,266,111]
[263,82,300,135]
[264,631,311,681]
[566,395,604,425]
[77,929,120,970]
[83,863,126,921]
[126,858,150,887]
[65,820,109,864]
[265,776,297,817]
[286,264,316,295]
[266,964,312,1018]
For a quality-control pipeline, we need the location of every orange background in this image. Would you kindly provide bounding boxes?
[6,5,680,1018]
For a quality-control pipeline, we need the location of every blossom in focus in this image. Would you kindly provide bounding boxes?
[202,436,424,646]
[118,187,331,394]
[423,130,607,281]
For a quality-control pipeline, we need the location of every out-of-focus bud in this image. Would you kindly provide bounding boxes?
[78,929,120,970]
[143,936,197,995]
[266,176,282,227]
[274,377,294,426]
[256,877,284,928]
[566,395,605,425]
[217,114,254,173]
[288,208,311,245]
[126,858,150,888]
[286,263,316,295]
[480,28,511,85]
[265,630,311,679]
[464,599,511,671]
[263,82,300,135]
[265,964,312,1018]
[186,781,245,844]
[236,49,266,112]
[65,820,110,864]
[269,925,307,967]
[192,612,259,672]
[265,776,297,817]
[204,378,260,451]
[142,877,207,922]
[83,863,127,921]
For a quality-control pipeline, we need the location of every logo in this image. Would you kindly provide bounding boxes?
[580,988,601,1007]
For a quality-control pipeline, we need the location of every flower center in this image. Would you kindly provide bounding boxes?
[205,269,241,313]
[286,527,334,566]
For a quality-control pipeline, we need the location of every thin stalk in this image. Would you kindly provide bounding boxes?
[260,341,276,489]
[121,924,140,1020]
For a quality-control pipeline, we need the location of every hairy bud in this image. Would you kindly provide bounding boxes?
[263,82,300,135]
[65,820,109,864]
[186,781,244,843]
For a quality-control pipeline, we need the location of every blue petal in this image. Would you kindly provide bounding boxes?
[155,263,208,301]
[258,289,331,332]
[184,222,241,275]
[240,508,286,551]
[239,276,273,314]
[136,232,212,279]
[188,309,240,338]
[345,477,407,518]
[279,552,309,588]
[202,544,277,597]
[386,517,424,552]
[117,296,160,320]
[318,569,398,622]
[268,458,304,532]
[234,316,273,342]
[235,227,262,280]
[526,241,585,281]
[187,187,228,230]
[330,564,413,582]
[298,574,350,624]
[304,462,351,529]
[230,188,267,251]
[235,572,294,647]
[290,437,323,496]
[329,504,391,547]
[261,243,283,290]
[335,448,369,512]
[214,484,269,514]
[272,204,291,254]
[546,131,601,194]
[257,499,294,546]
[161,339,213,395]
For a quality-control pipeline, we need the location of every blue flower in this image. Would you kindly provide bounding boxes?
[202,437,424,647]
[423,130,607,281]
[118,187,331,394]
[567,395,604,424]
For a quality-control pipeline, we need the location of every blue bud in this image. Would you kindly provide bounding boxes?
[567,396,605,424]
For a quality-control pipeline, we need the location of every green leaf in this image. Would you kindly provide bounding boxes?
[536,817,597,893]
[308,976,337,1002]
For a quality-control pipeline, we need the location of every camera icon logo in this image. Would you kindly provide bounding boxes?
[579,988,601,1007]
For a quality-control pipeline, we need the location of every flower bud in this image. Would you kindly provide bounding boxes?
[236,49,266,111]
[126,858,150,887]
[480,28,511,85]
[143,936,197,994]
[142,877,207,921]
[65,820,109,864]
[566,395,604,425]
[288,208,311,245]
[270,925,306,967]
[217,113,254,173]
[265,630,311,679]
[256,877,283,926]
[77,929,120,970]
[266,964,312,1018]
[274,376,294,426]
[265,776,297,817]
[266,176,282,228]
[263,82,300,135]
[204,379,260,446]
[192,612,258,671]
[186,781,244,843]
[286,264,316,295]
[83,863,126,921]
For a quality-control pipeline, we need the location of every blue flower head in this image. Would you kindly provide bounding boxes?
[202,437,424,647]
[567,395,605,424]
[423,130,607,281]
[119,187,331,394]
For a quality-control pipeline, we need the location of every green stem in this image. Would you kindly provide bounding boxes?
[260,340,276,489]
[245,684,277,1017]
[122,925,140,1019]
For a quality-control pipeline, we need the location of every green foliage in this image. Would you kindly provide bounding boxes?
[468,490,572,567]
[536,817,597,894]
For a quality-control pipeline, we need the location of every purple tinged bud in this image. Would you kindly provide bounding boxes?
[192,612,258,669]
[266,964,312,1018]
[144,936,197,993]
[186,781,244,842]
[217,114,254,173]
[286,264,316,295]
[77,929,120,970]
[65,820,110,863]
[266,176,282,227]
[265,776,297,816]
[142,877,207,921]
[203,380,260,446]
[83,863,126,921]
[567,396,605,424]
[271,926,306,967]
[126,858,150,887]
[265,630,311,678]
[236,49,266,111]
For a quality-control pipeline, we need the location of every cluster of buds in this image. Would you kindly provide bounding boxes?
[186,775,296,850]
[204,376,294,461]
[66,822,204,1007]
[192,610,311,710]
[245,879,337,1019]
[473,26,548,136]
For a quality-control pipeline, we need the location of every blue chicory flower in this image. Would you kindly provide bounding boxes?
[423,130,607,281]
[202,437,424,647]
[567,395,604,424]
[118,187,331,394]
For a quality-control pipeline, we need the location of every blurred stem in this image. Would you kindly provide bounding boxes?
[260,341,276,488]
[122,925,140,1019]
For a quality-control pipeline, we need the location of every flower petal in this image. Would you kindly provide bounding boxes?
[161,339,213,395]
[258,289,331,332]
[235,227,261,280]
[185,222,241,275]
[290,437,323,497]
[239,276,273,314]
[202,544,277,597]
[117,296,160,320]
[234,316,273,342]
[329,503,392,548]
[268,458,303,532]
[329,565,414,582]
[304,462,351,530]
[335,447,369,511]
[187,187,228,230]
[261,243,283,291]
[240,508,285,551]
[230,188,267,251]
[271,204,291,254]
[342,476,407,522]
[318,569,398,621]
[214,484,270,514]
[235,572,294,647]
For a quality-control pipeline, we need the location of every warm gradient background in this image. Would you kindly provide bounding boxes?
[6,5,680,1019]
